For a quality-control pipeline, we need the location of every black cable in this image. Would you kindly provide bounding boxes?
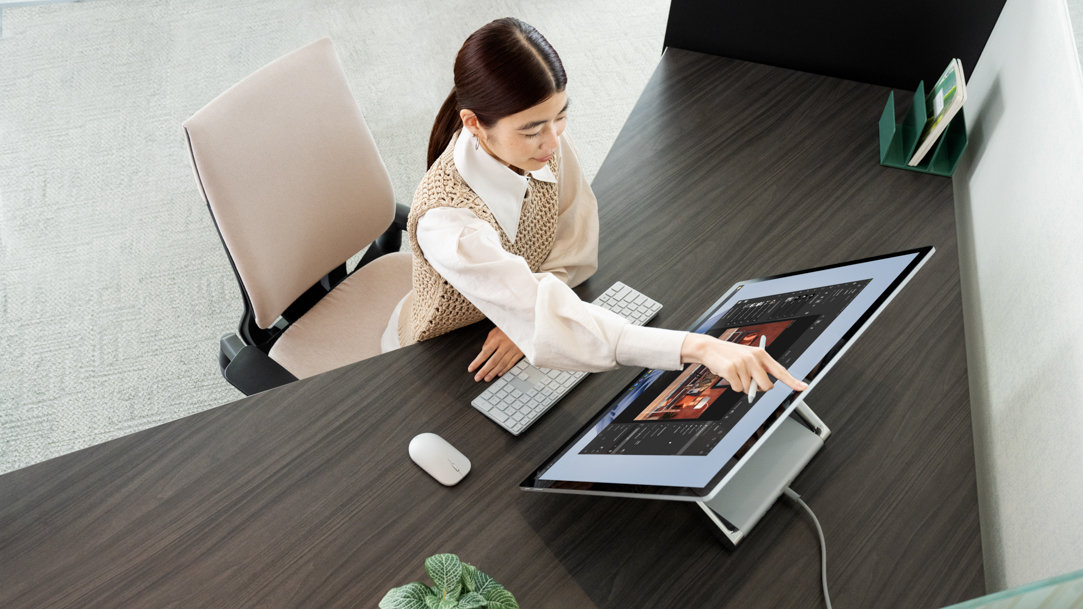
[783,487,833,609]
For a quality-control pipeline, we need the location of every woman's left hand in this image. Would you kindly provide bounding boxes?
[468,327,524,382]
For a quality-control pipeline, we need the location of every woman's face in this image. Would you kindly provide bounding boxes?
[462,91,569,173]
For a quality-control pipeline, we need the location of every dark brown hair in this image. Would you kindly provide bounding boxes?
[427,18,567,167]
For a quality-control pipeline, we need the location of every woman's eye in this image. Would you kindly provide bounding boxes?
[525,131,541,138]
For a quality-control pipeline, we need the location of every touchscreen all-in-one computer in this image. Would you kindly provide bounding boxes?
[521,247,934,546]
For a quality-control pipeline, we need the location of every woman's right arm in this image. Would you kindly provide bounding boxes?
[416,208,806,394]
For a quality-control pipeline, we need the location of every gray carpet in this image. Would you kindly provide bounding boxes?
[0,0,670,474]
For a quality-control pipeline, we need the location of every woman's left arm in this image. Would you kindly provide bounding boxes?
[538,132,599,287]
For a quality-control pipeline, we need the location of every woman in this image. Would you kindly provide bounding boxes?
[382,17,806,397]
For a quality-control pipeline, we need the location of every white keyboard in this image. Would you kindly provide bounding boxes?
[471,282,663,435]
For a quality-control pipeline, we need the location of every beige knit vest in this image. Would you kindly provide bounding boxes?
[399,134,560,345]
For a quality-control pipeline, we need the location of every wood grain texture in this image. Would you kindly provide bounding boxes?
[0,49,983,608]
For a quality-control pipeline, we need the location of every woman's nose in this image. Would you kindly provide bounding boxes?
[542,124,559,150]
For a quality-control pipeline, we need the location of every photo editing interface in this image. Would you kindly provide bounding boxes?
[581,280,869,459]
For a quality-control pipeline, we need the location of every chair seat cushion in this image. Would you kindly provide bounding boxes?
[269,251,412,379]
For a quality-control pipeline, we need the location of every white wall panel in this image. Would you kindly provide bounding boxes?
[953,0,1083,590]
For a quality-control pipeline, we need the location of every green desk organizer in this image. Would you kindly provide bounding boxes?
[879,81,967,177]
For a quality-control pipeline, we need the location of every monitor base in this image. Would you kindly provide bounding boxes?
[696,400,829,548]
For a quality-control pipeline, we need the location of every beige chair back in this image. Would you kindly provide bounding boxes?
[183,38,394,329]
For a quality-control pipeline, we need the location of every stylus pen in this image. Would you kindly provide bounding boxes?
[748,334,767,402]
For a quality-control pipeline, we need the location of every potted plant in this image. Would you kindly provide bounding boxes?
[379,553,519,609]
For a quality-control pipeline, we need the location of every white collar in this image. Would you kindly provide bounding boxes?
[453,130,557,243]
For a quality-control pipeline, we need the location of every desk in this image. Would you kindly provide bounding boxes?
[0,49,983,608]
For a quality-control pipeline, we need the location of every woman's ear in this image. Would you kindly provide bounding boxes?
[459,109,479,137]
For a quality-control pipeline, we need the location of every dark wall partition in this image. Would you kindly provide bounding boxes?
[663,0,1006,89]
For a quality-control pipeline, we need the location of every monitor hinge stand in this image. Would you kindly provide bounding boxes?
[696,399,829,548]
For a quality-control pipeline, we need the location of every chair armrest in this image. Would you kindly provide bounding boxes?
[375,202,410,252]
[223,345,299,395]
[360,202,410,268]
[391,202,410,230]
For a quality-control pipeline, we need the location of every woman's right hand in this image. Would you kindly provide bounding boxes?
[679,333,808,394]
[468,326,524,382]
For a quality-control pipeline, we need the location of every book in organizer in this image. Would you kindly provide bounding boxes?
[908,57,967,166]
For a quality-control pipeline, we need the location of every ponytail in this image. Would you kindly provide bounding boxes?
[428,88,461,168]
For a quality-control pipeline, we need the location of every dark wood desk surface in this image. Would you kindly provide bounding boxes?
[0,49,983,608]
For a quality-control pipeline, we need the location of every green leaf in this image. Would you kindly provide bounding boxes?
[460,563,479,592]
[470,570,498,597]
[456,591,487,609]
[424,594,440,609]
[438,599,459,609]
[481,588,518,609]
[379,582,432,609]
[470,568,517,609]
[425,554,463,602]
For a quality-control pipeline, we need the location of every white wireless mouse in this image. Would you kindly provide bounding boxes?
[408,433,471,486]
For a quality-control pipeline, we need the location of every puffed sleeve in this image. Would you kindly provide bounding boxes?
[538,131,599,287]
[416,207,687,372]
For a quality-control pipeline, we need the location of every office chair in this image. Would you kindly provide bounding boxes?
[183,38,412,395]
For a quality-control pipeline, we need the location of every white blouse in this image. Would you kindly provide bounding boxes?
[381,130,687,373]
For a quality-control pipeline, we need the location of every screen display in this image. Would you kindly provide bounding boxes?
[523,248,933,498]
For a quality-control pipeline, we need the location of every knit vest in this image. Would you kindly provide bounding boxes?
[400,134,560,345]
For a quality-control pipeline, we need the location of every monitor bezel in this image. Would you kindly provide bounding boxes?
[519,246,936,501]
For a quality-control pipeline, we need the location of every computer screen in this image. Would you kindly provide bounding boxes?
[521,247,934,500]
